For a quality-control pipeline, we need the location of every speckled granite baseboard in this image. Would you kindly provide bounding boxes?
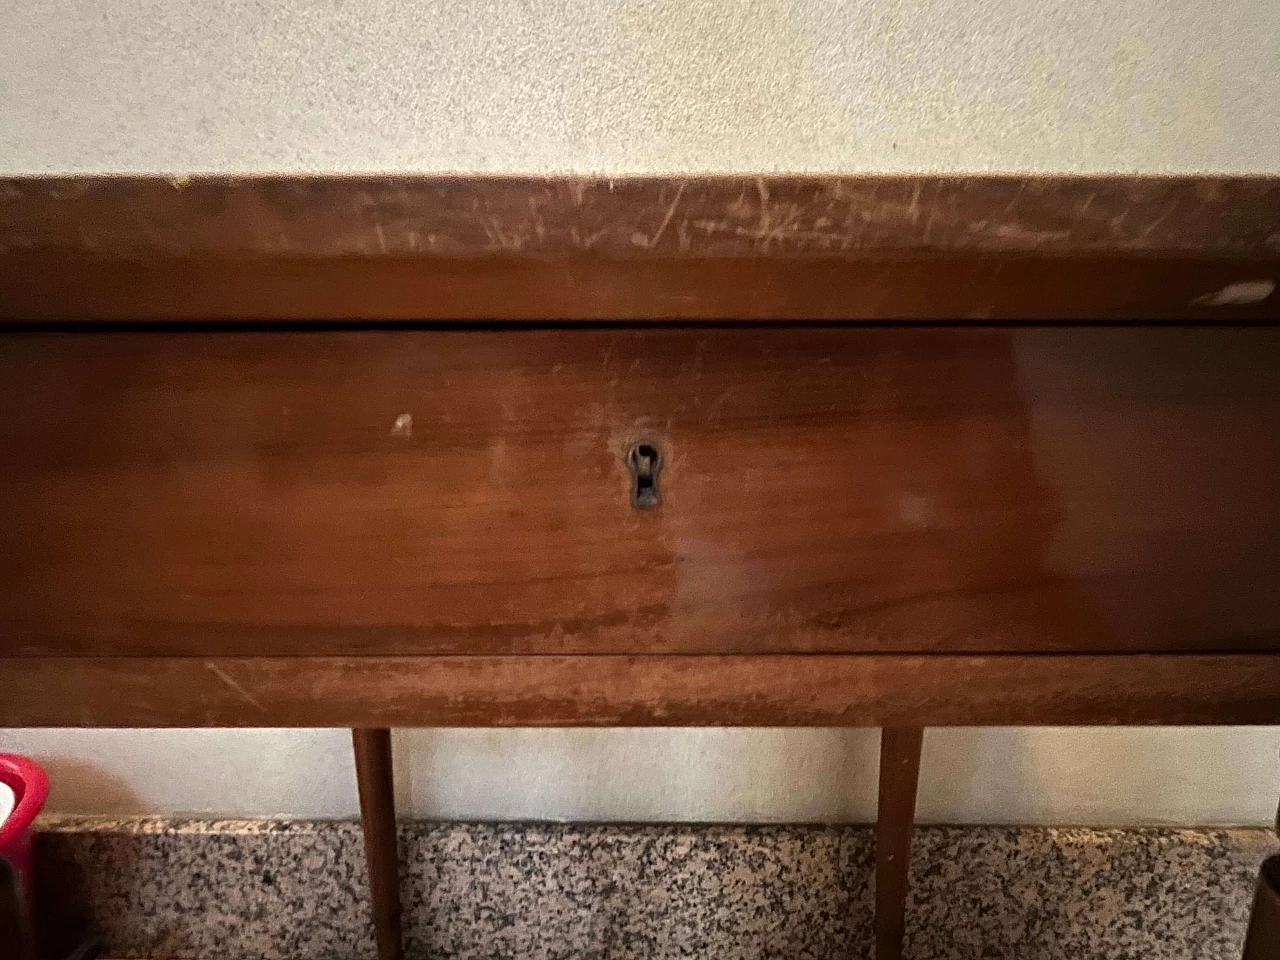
[33,819,1277,960]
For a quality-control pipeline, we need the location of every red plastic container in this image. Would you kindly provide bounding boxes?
[0,753,49,915]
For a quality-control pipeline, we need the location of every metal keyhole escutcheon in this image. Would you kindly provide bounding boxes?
[627,441,662,509]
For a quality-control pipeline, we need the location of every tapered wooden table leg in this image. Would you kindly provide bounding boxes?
[876,727,924,960]
[1243,855,1280,960]
[0,857,37,960]
[353,727,404,960]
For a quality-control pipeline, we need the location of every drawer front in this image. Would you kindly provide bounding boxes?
[2,327,1279,657]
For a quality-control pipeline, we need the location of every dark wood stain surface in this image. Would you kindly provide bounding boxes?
[4,174,1279,730]
[2,176,1277,321]
[1,654,1276,727]
[4,254,1278,321]
[4,176,1279,258]
[2,327,1279,659]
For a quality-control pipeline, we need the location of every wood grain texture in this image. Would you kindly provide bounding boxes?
[3,327,1280,658]
[2,254,1277,322]
[876,728,924,960]
[0,654,1276,727]
[4,176,1279,258]
[352,729,404,960]
[1,177,1277,321]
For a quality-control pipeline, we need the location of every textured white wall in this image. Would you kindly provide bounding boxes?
[2,0,1279,174]
[2,728,1277,826]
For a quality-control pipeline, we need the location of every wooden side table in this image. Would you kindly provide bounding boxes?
[1,175,1278,960]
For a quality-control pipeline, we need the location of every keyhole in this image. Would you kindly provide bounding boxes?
[628,441,662,509]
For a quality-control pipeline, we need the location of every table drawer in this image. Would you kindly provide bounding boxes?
[2,327,1279,657]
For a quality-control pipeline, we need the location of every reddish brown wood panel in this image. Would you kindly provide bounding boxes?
[1,254,1277,321]
[1,176,1277,321]
[0,654,1276,728]
[2,328,1279,658]
[4,176,1278,259]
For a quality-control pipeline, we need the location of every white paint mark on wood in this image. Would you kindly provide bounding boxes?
[391,413,413,438]
[1192,279,1275,306]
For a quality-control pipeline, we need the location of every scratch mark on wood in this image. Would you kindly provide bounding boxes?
[638,180,687,250]
[1138,200,1180,243]
[205,661,265,712]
